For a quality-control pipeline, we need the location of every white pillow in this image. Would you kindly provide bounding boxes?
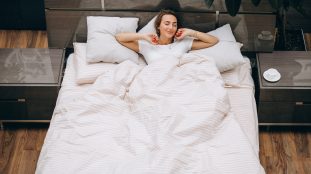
[208,24,236,42]
[138,16,157,34]
[74,42,117,84]
[86,16,139,64]
[221,57,251,86]
[190,41,245,72]
[73,42,147,84]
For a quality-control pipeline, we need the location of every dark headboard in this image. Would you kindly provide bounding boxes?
[45,0,276,52]
[72,11,216,44]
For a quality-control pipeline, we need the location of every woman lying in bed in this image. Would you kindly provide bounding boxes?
[115,9,218,64]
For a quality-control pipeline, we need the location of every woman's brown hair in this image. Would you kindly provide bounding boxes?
[154,9,181,36]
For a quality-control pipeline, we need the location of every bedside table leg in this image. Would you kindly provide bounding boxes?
[0,121,3,130]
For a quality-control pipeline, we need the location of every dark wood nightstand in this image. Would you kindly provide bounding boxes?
[0,48,65,127]
[256,51,311,125]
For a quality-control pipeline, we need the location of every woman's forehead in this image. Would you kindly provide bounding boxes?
[161,14,177,23]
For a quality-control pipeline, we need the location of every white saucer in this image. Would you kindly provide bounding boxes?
[263,68,281,82]
[258,34,273,41]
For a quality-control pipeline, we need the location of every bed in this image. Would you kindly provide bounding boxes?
[36,12,265,174]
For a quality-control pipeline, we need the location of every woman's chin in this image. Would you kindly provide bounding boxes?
[165,34,175,39]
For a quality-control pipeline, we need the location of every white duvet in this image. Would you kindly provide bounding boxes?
[36,53,264,174]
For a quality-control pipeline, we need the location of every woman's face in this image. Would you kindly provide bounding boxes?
[158,14,178,39]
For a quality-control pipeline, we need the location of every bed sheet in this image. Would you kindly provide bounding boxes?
[58,54,259,154]
[37,53,261,173]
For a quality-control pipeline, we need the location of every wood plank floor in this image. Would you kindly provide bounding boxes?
[0,30,48,48]
[0,30,311,174]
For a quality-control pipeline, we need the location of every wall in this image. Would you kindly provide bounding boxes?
[287,1,311,32]
[0,0,46,30]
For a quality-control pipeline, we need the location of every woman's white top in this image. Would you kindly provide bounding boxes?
[138,37,194,64]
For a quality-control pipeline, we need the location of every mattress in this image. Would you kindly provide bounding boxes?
[37,53,261,173]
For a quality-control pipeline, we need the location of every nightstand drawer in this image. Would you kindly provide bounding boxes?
[27,98,56,120]
[258,102,311,123]
[0,99,27,119]
[0,98,56,120]
[259,88,311,102]
[0,86,26,99]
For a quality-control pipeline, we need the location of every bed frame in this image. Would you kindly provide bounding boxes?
[45,0,276,52]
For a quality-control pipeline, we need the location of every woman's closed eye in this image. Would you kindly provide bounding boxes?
[164,22,170,26]
[164,22,177,27]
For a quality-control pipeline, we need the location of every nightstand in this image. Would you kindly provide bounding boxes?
[0,48,65,126]
[256,51,311,125]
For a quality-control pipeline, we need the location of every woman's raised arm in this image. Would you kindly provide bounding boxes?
[115,33,159,52]
[175,28,219,50]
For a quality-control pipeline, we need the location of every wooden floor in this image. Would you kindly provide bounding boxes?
[0,30,311,174]
[0,30,48,48]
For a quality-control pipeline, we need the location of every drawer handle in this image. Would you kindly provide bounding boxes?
[295,102,304,105]
[17,99,26,102]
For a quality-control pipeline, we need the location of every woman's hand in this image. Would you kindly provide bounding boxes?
[175,28,196,40]
[143,33,159,45]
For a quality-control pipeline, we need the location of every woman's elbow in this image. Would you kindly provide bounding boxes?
[116,33,130,43]
[212,37,219,45]
[115,33,122,42]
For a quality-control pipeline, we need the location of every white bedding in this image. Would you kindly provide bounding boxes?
[36,53,264,174]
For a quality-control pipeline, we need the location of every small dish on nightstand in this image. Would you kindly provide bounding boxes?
[263,68,281,82]
[258,31,274,41]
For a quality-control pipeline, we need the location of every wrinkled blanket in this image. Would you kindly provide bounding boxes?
[36,53,265,174]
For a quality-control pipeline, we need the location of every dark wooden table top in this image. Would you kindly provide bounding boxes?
[257,51,311,88]
[0,48,64,84]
